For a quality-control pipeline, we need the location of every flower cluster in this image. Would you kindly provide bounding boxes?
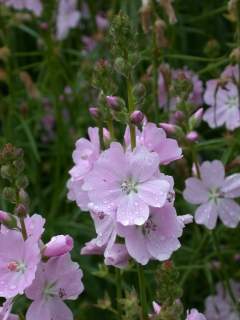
[183,160,240,229]
[68,122,191,266]
[203,65,240,131]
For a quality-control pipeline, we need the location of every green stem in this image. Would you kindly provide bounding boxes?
[211,231,238,308]
[116,269,122,320]
[19,216,27,241]
[151,22,159,118]
[127,76,136,150]
[137,264,148,319]
[191,146,201,179]
[98,122,105,150]
[107,118,115,141]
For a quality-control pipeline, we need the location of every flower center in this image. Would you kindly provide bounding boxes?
[7,261,26,273]
[209,188,220,202]
[121,178,138,195]
[43,283,57,299]
[143,217,157,235]
[226,95,238,109]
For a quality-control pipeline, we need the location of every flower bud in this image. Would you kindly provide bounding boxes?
[159,0,177,24]
[132,83,146,102]
[230,48,240,63]
[16,176,29,189]
[43,235,74,257]
[154,19,168,48]
[186,131,199,142]
[2,187,16,203]
[0,210,10,223]
[139,4,152,33]
[106,96,122,111]
[18,188,29,206]
[15,203,27,217]
[114,57,128,76]
[89,107,101,120]
[159,122,177,134]
[130,110,144,125]
[1,164,13,180]
[193,108,204,121]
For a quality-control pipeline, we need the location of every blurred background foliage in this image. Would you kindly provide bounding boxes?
[0,1,239,319]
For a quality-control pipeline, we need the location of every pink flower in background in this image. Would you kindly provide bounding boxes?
[43,235,73,257]
[205,281,240,320]
[125,122,182,165]
[67,127,101,211]
[96,12,109,31]
[25,254,84,320]
[118,204,183,265]
[83,142,170,226]
[56,0,81,40]
[149,301,161,319]
[1,0,42,16]
[158,65,203,110]
[183,160,240,229]
[0,230,40,298]
[104,244,129,269]
[186,309,206,320]
[203,83,240,131]
[0,299,19,320]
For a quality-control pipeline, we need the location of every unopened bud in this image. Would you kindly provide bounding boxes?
[159,122,176,134]
[132,83,146,102]
[103,128,111,144]
[0,210,17,229]
[154,19,168,48]
[114,57,128,76]
[106,96,123,111]
[159,0,177,24]
[186,131,199,142]
[1,164,13,180]
[193,108,204,121]
[16,176,29,189]
[0,210,10,223]
[130,110,144,125]
[43,235,73,257]
[89,107,101,120]
[3,187,16,203]
[139,4,152,33]
[39,22,49,30]
[230,48,240,63]
[18,188,29,206]
[15,203,27,217]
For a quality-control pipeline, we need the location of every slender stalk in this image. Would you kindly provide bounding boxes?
[127,76,136,150]
[116,269,122,320]
[211,231,238,309]
[137,264,148,320]
[107,118,115,141]
[191,147,201,179]
[98,123,105,150]
[19,216,27,241]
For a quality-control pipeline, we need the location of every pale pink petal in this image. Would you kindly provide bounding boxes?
[124,227,151,265]
[195,201,218,229]
[221,174,240,198]
[217,198,240,228]
[200,160,225,189]
[183,178,209,204]
[129,146,160,182]
[117,193,149,226]
[138,179,170,207]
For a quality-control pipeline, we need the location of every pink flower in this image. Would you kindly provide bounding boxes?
[203,82,240,131]
[83,142,170,226]
[67,127,101,211]
[118,204,183,265]
[186,309,206,320]
[25,254,84,320]
[43,235,73,257]
[0,299,19,320]
[183,160,240,229]
[1,0,42,16]
[56,0,81,40]
[205,281,240,320]
[158,65,203,110]
[149,301,161,319]
[104,244,129,269]
[0,230,40,298]
[125,122,182,165]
